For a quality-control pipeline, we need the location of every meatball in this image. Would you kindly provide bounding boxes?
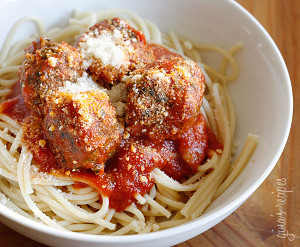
[125,57,205,143]
[19,37,84,114]
[22,114,58,169]
[77,18,154,86]
[43,89,123,173]
[149,43,182,61]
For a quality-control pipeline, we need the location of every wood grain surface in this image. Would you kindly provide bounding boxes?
[0,0,299,246]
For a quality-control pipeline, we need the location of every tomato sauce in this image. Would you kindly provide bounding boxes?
[0,81,29,123]
[207,127,223,151]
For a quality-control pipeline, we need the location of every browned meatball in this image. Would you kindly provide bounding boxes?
[21,114,58,170]
[19,37,84,114]
[125,57,205,143]
[77,18,154,86]
[43,89,123,173]
[148,43,182,61]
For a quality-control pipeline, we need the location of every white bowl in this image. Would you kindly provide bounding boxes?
[0,0,293,246]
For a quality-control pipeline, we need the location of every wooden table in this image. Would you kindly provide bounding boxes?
[0,0,299,246]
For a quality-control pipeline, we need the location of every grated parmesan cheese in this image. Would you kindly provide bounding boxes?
[59,72,100,93]
[80,30,127,68]
[48,57,57,67]
[122,74,142,83]
[59,72,128,118]
[150,70,170,83]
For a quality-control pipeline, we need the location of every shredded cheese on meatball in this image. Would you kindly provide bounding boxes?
[59,72,100,93]
[80,30,127,68]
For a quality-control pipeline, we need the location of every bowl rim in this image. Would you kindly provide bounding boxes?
[0,0,293,244]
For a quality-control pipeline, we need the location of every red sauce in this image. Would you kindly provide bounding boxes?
[178,114,208,171]
[160,141,192,181]
[7,81,22,99]
[30,134,193,211]
[207,127,223,151]
[0,96,29,124]
[72,182,89,190]
[0,81,29,123]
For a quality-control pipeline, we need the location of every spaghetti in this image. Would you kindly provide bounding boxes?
[0,9,258,235]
